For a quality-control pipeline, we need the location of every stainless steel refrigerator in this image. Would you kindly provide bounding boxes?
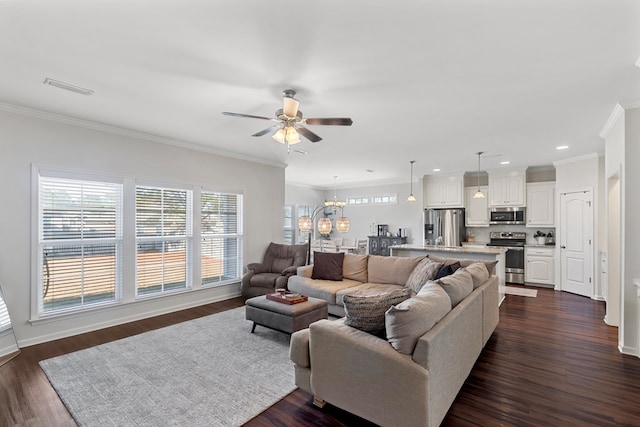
[423,208,466,246]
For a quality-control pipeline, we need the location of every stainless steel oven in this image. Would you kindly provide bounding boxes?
[486,231,526,284]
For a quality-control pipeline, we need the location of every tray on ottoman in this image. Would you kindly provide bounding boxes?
[266,292,308,305]
[246,294,328,334]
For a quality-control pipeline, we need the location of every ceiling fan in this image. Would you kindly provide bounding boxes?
[222,89,353,145]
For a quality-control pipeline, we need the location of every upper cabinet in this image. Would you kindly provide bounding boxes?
[526,182,555,227]
[464,186,489,227]
[488,170,526,207]
[424,175,463,208]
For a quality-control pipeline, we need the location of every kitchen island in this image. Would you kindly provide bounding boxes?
[390,244,507,305]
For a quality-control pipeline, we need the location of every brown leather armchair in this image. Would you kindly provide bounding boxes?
[241,242,308,298]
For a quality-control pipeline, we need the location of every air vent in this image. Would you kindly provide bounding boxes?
[43,78,94,96]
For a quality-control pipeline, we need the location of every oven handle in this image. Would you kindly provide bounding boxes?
[503,246,524,251]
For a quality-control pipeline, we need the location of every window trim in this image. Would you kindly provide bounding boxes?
[30,165,245,322]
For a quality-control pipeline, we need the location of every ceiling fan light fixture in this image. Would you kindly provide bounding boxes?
[272,126,300,144]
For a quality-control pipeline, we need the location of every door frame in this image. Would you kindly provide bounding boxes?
[557,187,595,297]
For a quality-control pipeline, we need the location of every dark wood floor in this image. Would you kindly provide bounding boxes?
[2,288,639,427]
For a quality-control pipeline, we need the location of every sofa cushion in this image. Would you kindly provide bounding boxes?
[428,255,498,275]
[463,261,490,289]
[288,276,362,305]
[343,288,411,335]
[367,255,425,286]
[436,269,473,307]
[435,261,461,280]
[405,257,443,293]
[385,282,452,354]
[312,252,345,281]
[336,282,405,307]
[343,254,368,282]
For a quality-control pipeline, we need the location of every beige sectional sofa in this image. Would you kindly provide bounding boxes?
[288,253,499,427]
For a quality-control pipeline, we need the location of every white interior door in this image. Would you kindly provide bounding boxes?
[560,191,593,297]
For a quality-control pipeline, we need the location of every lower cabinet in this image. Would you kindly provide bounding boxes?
[525,246,555,285]
[368,236,407,256]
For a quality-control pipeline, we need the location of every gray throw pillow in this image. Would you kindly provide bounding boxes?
[343,288,412,335]
[405,257,443,293]
[385,282,452,354]
[437,269,473,307]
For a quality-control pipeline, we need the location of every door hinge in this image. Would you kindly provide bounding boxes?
[589,239,592,245]
[589,277,592,283]
[587,201,592,207]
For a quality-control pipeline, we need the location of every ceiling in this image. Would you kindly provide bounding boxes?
[1,0,639,189]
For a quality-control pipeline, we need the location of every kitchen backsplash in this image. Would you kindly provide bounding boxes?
[466,225,555,245]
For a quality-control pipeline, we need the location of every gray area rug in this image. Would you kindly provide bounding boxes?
[40,307,294,427]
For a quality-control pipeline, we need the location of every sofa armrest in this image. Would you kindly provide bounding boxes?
[281,265,299,275]
[309,319,428,427]
[296,265,313,277]
[247,263,269,274]
[290,328,310,368]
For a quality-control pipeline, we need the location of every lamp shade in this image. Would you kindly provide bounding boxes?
[336,216,350,233]
[298,215,312,232]
[317,217,332,235]
[473,189,486,199]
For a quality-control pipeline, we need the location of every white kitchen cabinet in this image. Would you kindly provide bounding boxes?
[526,182,555,227]
[424,176,463,208]
[525,246,555,285]
[488,170,526,207]
[464,186,489,226]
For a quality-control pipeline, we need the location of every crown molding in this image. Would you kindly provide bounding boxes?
[552,152,599,167]
[0,101,287,169]
[599,99,640,139]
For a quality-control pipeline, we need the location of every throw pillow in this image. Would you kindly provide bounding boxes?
[385,282,452,354]
[434,261,461,280]
[343,288,411,335]
[436,269,473,307]
[367,255,424,285]
[342,253,368,282]
[463,261,490,289]
[311,251,345,281]
[405,257,443,293]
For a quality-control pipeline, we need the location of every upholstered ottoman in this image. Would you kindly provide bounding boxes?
[245,295,328,334]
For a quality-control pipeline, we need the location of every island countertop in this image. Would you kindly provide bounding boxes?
[389,244,507,255]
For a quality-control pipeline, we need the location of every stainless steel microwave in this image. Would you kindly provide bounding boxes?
[489,207,526,225]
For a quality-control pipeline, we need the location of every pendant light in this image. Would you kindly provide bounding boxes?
[407,160,417,202]
[473,152,485,199]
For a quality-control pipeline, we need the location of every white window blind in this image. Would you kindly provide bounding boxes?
[201,191,243,286]
[136,186,192,296]
[39,176,123,314]
[0,294,10,333]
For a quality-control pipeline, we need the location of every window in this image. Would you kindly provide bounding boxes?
[201,191,243,286]
[136,186,192,296]
[283,205,294,244]
[0,295,11,333]
[38,176,123,315]
[347,197,370,205]
[372,194,398,205]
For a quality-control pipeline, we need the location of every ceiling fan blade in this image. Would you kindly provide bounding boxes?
[252,125,281,137]
[304,117,353,126]
[297,126,323,143]
[222,112,273,120]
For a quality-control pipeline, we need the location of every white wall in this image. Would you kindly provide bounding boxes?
[0,108,285,346]
[623,107,640,354]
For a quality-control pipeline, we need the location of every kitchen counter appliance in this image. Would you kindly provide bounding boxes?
[489,207,525,225]
[486,231,526,284]
[424,208,466,247]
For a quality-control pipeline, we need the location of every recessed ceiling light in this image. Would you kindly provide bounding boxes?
[500,161,510,165]
[556,145,569,150]
[44,78,94,96]
[432,168,440,172]
[365,169,375,173]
